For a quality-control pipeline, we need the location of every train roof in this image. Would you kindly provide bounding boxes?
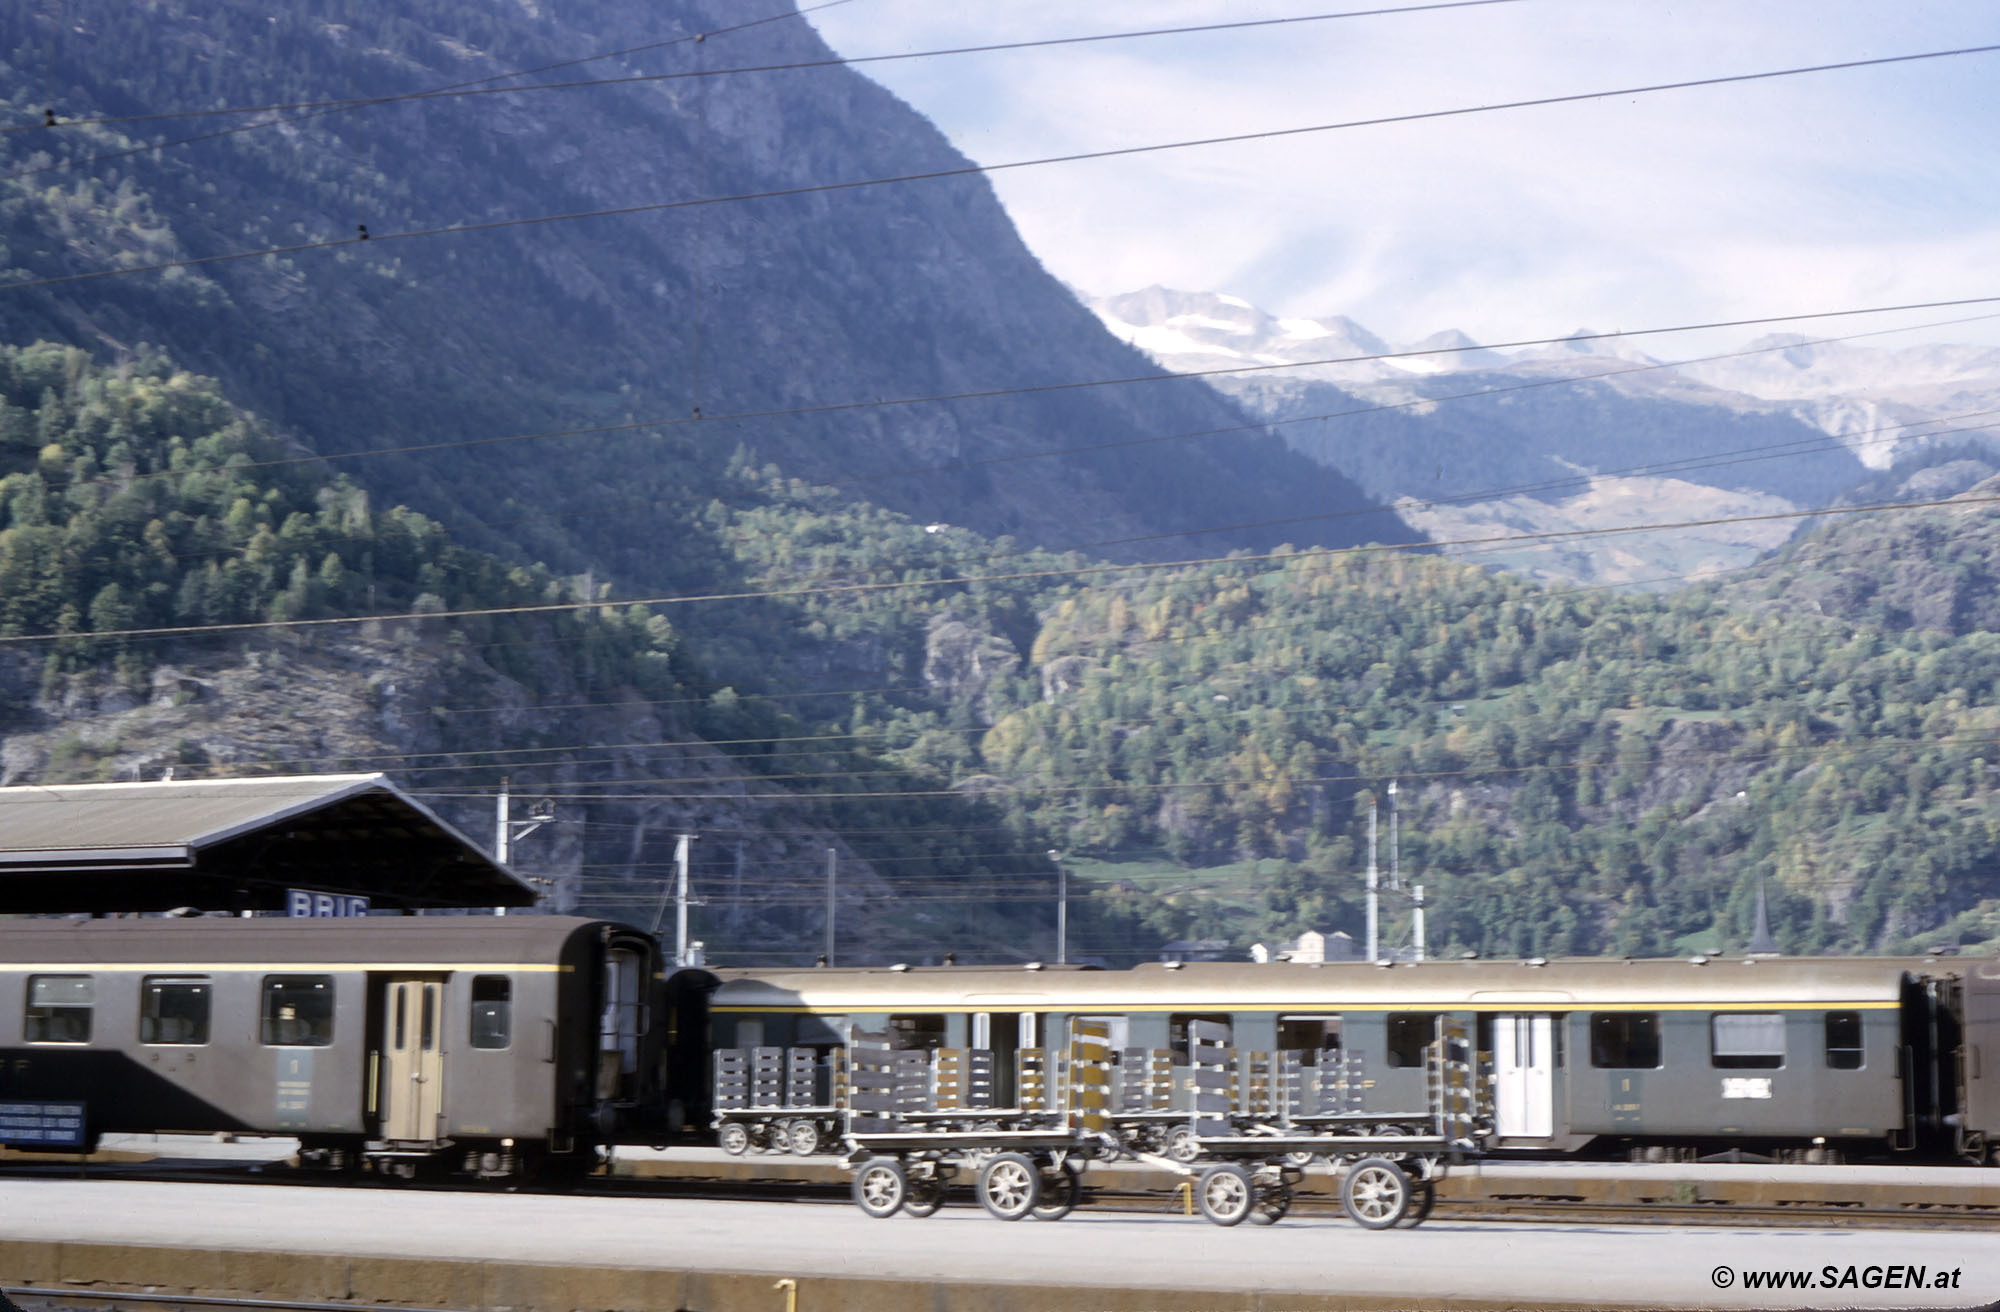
[0,914,643,970]
[711,955,1970,1011]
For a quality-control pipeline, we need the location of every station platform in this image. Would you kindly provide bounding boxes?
[1,1175,1993,1312]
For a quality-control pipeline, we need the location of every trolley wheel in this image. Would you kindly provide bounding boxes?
[977,1152,1042,1221]
[718,1122,749,1156]
[1165,1125,1201,1163]
[902,1173,946,1217]
[1369,1124,1412,1161]
[1341,1156,1412,1230]
[1282,1150,1318,1167]
[1031,1160,1082,1221]
[1397,1179,1436,1228]
[786,1119,822,1156]
[1249,1178,1294,1226]
[1196,1163,1256,1226]
[852,1157,909,1218]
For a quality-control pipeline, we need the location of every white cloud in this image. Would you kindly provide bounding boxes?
[808,0,2000,347]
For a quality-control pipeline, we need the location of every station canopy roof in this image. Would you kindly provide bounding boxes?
[0,773,534,914]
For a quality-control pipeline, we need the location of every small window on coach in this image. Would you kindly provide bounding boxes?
[889,1013,947,1051]
[1590,1012,1662,1069]
[471,975,511,1050]
[1824,1011,1864,1070]
[1169,1012,1231,1061]
[1385,1013,1436,1068]
[140,976,211,1045]
[1711,1012,1785,1070]
[1278,1015,1341,1057]
[25,974,93,1044]
[261,975,335,1047]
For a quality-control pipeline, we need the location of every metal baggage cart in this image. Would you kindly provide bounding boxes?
[1131,1017,1485,1228]
[841,1019,1119,1220]
[710,1045,843,1155]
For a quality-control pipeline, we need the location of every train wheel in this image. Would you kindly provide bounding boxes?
[718,1122,750,1156]
[1341,1157,1412,1230]
[852,1158,908,1218]
[786,1119,822,1156]
[1165,1125,1201,1163]
[1397,1179,1436,1228]
[1196,1163,1255,1226]
[902,1173,946,1218]
[977,1152,1042,1221]
[1031,1160,1082,1221]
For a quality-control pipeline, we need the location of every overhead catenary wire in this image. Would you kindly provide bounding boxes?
[156,539,2000,779]
[38,294,2000,504]
[88,308,2000,577]
[37,486,1991,798]
[7,42,1998,296]
[7,1,1523,138]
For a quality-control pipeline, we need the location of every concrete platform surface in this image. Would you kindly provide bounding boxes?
[0,1177,1991,1310]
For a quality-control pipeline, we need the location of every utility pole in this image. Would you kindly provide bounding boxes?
[825,847,837,966]
[674,833,697,967]
[1412,883,1427,961]
[494,777,552,915]
[1366,798,1379,963]
[1387,779,1400,891]
[1049,850,1067,965]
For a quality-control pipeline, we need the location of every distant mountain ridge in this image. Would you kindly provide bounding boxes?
[1089,287,2000,588]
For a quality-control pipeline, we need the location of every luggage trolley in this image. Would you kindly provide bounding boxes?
[1146,1017,1484,1228]
[711,1045,844,1155]
[841,1019,1120,1221]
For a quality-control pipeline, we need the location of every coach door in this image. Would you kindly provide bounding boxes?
[379,977,445,1142]
[1493,1014,1555,1138]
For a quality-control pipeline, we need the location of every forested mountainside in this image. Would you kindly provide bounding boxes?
[0,0,1410,589]
[4,3,1996,966]
[0,343,1060,961]
[8,343,2000,963]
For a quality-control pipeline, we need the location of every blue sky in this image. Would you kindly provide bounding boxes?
[806,0,2000,350]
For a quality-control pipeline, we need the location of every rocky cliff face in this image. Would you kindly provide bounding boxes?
[0,624,993,961]
[0,1,1412,586]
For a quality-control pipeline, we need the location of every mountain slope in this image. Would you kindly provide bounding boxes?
[0,2,1412,589]
[1089,288,1908,586]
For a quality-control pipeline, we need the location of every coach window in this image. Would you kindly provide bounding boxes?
[1824,1011,1864,1070]
[261,975,335,1047]
[1711,1012,1785,1070]
[1170,1012,1231,1061]
[140,976,211,1045]
[1386,1013,1437,1068]
[24,975,93,1044]
[1279,1016,1341,1056]
[1589,1012,1662,1069]
[470,976,512,1050]
[889,1013,947,1051]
